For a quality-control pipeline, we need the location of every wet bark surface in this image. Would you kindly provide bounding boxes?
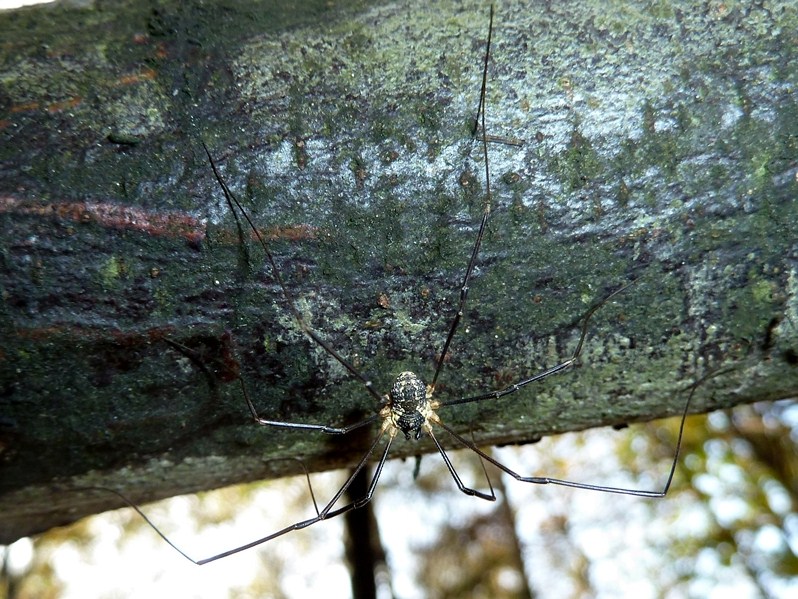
[1,0,796,542]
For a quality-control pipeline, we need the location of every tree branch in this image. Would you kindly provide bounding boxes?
[0,0,796,543]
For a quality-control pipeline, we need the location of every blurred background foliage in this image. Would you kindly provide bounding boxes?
[2,398,796,598]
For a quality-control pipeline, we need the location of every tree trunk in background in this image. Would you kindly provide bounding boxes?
[0,0,796,543]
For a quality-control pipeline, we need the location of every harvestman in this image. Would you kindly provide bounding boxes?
[102,5,697,565]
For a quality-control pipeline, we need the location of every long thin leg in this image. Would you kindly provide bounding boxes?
[440,279,637,408]
[434,375,707,497]
[202,142,385,405]
[430,4,495,391]
[240,377,381,434]
[196,430,393,564]
[78,427,395,565]
[471,4,494,140]
[426,424,496,501]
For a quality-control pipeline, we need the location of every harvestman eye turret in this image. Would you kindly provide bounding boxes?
[83,4,699,566]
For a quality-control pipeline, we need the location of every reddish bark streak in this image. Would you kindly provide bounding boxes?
[1,196,319,246]
[0,195,206,243]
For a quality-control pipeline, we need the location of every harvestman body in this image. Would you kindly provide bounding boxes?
[100,6,696,565]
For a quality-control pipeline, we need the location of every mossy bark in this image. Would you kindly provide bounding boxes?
[0,0,796,543]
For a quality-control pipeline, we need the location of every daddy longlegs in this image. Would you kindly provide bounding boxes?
[97,5,697,566]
